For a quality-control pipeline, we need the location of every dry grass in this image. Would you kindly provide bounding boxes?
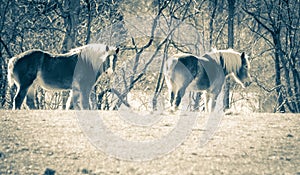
[0,110,299,174]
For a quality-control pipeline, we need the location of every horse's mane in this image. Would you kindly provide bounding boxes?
[205,49,245,74]
[72,43,114,72]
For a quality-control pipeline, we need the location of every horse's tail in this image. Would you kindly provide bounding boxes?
[7,57,16,87]
[164,57,178,75]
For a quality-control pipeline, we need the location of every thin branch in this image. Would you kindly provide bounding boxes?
[214,16,228,47]
[109,88,130,107]
[253,77,283,93]
[276,98,287,113]
[242,7,274,35]
[242,21,274,48]
[0,37,12,58]
[24,26,66,33]
[0,1,10,32]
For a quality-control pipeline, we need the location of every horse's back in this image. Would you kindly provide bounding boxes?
[165,54,199,77]
[9,49,79,90]
[177,55,211,91]
[12,49,44,69]
[165,54,225,92]
[165,54,205,91]
[39,53,79,90]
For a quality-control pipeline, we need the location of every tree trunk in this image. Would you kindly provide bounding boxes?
[61,0,80,52]
[61,0,80,109]
[224,0,235,109]
[85,0,92,44]
[273,33,285,112]
[0,54,6,108]
[291,63,300,112]
[209,0,217,48]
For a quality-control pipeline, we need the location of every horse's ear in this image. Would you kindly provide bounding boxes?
[241,52,247,64]
[105,45,109,52]
[116,48,120,54]
[241,52,245,59]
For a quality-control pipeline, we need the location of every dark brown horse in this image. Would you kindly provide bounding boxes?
[8,43,119,109]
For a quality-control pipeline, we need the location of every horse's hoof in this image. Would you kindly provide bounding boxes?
[168,109,175,113]
[225,111,233,115]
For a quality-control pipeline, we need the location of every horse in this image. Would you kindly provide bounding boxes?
[164,49,251,112]
[7,43,119,110]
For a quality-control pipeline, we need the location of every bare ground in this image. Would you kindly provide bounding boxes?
[0,110,299,175]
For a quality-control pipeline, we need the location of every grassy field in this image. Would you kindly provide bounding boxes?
[0,110,299,174]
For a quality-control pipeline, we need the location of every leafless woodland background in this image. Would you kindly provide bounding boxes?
[0,0,299,113]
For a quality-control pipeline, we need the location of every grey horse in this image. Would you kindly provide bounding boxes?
[164,49,251,112]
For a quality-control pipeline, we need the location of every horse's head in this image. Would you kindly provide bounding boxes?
[103,45,119,75]
[235,52,252,88]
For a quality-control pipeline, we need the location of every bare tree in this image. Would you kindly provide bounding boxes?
[244,0,300,113]
[1,0,298,113]
[0,0,124,109]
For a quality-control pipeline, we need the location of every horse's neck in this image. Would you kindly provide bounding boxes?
[223,65,239,77]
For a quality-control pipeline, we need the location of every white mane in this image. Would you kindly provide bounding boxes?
[206,49,245,74]
[74,43,116,72]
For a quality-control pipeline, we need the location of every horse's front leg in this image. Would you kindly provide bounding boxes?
[72,79,92,110]
[70,89,81,109]
[205,92,211,113]
[62,91,71,110]
[170,91,175,107]
[71,81,82,109]
[80,89,91,110]
[65,90,74,110]
[210,90,224,113]
[26,85,37,109]
[79,83,92,110]
[210,93,218,112]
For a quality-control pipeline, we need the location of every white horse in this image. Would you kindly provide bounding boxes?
[8,43,119,109]
[164,49,251,112]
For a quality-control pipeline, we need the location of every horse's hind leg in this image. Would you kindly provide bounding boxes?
[174,86,188,110]
[13,85,30,109]
[13,75,37,109]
